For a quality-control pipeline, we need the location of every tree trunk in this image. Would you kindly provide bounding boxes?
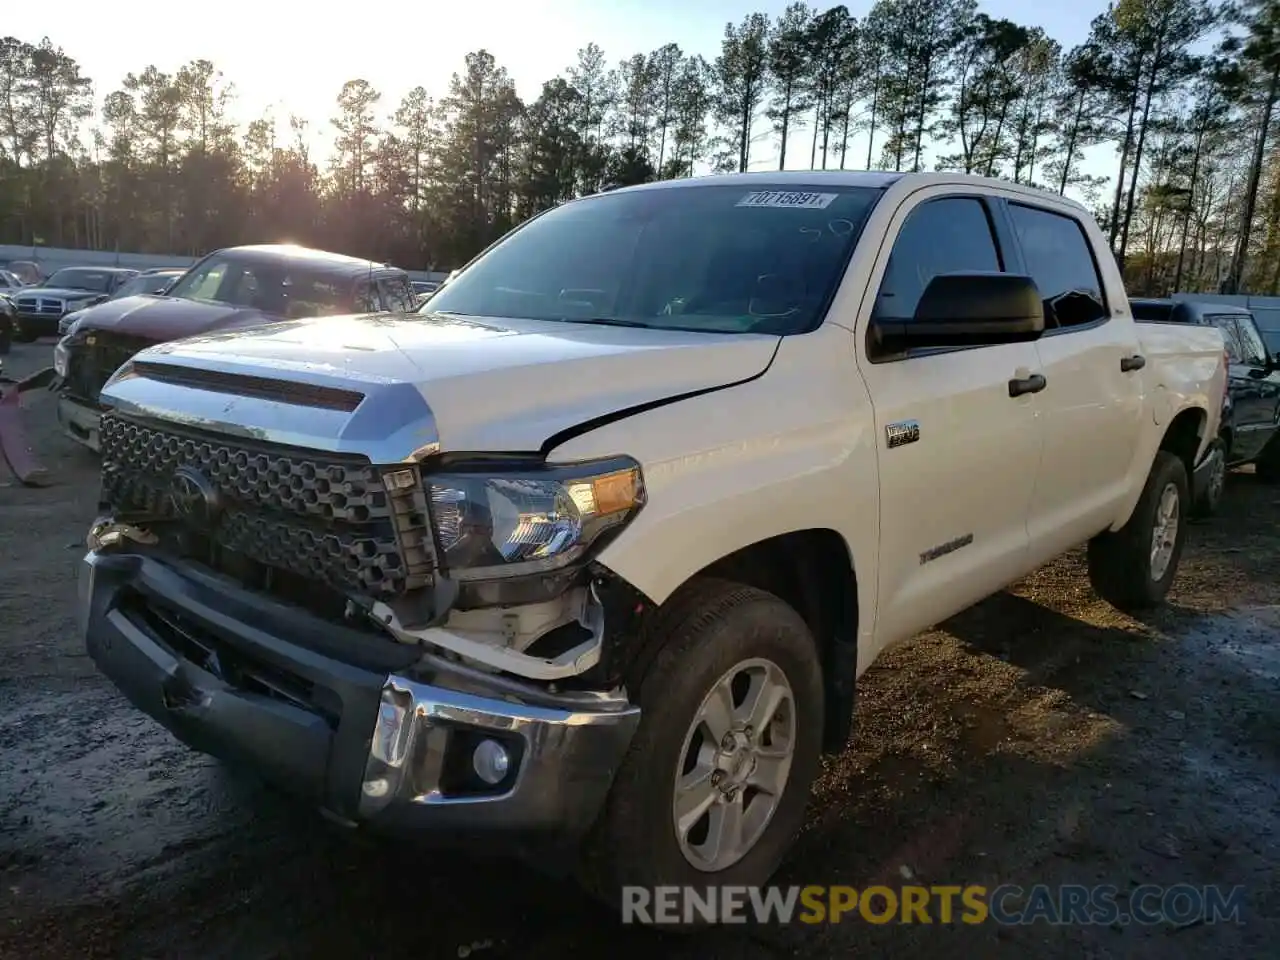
[810,103,820,168]
[1172,127,1205,292]
[1118,51,1163,266]
[1057,88,1085,195]
[864,70,880,169]
[778,82,792,170]
[1227,63,1280,293]
[1108,72,1143,249]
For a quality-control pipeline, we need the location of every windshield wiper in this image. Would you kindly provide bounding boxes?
[558,317,653,329]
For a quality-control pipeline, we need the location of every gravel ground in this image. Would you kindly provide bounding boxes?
[1,340,1278,960]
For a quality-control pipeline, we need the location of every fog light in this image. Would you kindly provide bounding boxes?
[472,738,511,785]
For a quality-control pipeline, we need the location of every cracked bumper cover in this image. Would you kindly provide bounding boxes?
[80,551,640,843]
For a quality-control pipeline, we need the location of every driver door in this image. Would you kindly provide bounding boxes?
[857,189,1044,645]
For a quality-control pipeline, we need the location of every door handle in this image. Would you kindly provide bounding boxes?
[1008,374,1047,397]
[1120,354,1146,372]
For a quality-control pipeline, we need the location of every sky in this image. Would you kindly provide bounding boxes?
[14,0,1111,192]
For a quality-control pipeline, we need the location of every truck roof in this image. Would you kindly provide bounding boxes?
[602,170,1088,214]
[213,244,402,279]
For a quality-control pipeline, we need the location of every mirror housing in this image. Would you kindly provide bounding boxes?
[873,272,1046,354]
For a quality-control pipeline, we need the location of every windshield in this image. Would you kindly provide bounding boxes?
[422,183,882,335]
[43,268,117,293]
[165,255,353,317]
[111,273,179,299]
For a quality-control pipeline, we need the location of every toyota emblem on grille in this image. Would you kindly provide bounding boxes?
[170,465,222,529]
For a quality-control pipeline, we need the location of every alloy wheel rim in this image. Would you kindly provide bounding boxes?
[1150,482,1180,581]
[672,657,796,872]
[1207,447,1225,505]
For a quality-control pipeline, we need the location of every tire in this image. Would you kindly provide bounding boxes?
[578,578,824,922]
[1256,436,1280,484]
[1190,436,1227,518]
[1087,450,1189,612]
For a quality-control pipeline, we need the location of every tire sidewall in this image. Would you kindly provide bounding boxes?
[595,590,824,896]
[1193,438,1226,517]
[1140,454,1190,595]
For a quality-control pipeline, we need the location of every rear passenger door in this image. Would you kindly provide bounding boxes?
[1004,200,1146,560]
[1225,313,1280,462]
[856,189,1044,644]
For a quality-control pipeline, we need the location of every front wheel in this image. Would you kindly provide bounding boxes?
[1087,450,1189,612]
[579,579,824,918]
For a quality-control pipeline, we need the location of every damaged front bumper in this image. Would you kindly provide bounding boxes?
[80,550,640,847]
[57,394,102,452]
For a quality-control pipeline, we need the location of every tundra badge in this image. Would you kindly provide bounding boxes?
[885,419,921,449]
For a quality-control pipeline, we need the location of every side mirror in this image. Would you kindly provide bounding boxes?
[874,272,1046,353]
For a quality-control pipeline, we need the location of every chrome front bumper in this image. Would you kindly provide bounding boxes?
[81,551,640,845]
[57,395,101,451]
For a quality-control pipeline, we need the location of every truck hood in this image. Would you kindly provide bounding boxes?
[72,295,272,339]
[100,312,780,459]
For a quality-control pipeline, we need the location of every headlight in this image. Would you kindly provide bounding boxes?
[53,337,70,377]
[423,458,645,580]
[59,310,84,335]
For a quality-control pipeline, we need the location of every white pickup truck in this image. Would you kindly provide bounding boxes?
[81,172,1225,908]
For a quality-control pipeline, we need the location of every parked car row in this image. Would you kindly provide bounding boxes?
[51,244,417,451]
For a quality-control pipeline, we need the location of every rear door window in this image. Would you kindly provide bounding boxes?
[1208,316,1245,362]
[1007,203,1108,328]
[1236,314,1270,366]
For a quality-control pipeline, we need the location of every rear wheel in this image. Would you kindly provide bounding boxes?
[1087,451,1189,612]
[1190,436,1227,518]
[578,579,824,920]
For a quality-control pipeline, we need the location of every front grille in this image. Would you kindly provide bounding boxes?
[100,413,434,598]
[65,333,154,403]
[16,297,63,316]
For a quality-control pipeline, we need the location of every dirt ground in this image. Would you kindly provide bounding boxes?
[1,340,1278,960]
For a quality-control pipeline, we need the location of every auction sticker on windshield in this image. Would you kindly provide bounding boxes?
[736,191,838,209]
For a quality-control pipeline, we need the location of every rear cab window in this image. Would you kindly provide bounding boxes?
[378,275,415,313]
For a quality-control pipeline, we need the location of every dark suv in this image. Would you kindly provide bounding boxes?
[1131,298,1280,513]
[12,266,139,341]
[54,244,416,452]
